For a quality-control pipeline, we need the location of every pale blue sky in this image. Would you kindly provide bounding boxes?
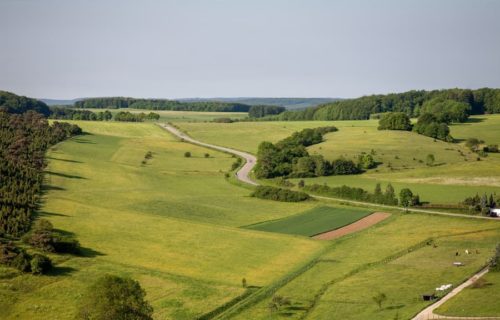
[1,0,499,99]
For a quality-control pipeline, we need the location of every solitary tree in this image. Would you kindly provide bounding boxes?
[78,275,153,320]
[184,152,191,158]
[399,188,414,209]
[242,278,247,288]
[372,292,387,310]
[204,153,210,158]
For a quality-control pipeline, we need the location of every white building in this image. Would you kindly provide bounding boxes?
[490,208,500,217]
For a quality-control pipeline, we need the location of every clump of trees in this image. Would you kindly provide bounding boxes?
[248,105,286,118]
[420,98,471,123]
[113,111,160,122]
[412,113,452,141]
[0,241,52,274]
[253,126,363,179]
[251,186,310,202]
[377,112,412,131]
[22,219,80,254]
[490,244,500,272]
[212,117,234,123]
[50,107,113,121]
[77,274,153,320]
[462,193,498,215]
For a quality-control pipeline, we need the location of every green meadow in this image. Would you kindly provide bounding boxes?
[0,121,325,319]
[246,206,372,236]
[177,115,500,204]
[0,119,499,320]
[436,270,500,317]
[232,214,500,320]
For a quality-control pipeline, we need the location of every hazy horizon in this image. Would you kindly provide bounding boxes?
[2,0,500,100]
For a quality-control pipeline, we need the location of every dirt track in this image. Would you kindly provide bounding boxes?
[160,123,258,185]
[312,212,390,240]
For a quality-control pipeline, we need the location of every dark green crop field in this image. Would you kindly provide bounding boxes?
[246,206,373,236]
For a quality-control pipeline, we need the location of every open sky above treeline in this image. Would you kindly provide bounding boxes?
[1,0,500,99]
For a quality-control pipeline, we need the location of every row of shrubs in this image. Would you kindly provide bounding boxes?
[251,186,310,202]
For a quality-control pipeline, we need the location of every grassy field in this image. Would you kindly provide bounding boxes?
[84,108,248,122]
[232,214,500,320]
[435,270,500,317]
[245,206,373,236]
[0,121,325,320]
[176,116,500,204]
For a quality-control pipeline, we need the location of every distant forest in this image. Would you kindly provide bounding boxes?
[270,88,500,121]
[74,97,251,112]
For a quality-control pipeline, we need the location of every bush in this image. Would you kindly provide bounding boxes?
[30,254,52,274]
[77,275,153,320]
[10,251,32,272]
[204,153,210,158]
[251,186,309,202]
[212,117,234,123]
[184,152,191,158]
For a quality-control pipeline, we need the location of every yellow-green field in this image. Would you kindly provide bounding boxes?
[1,119,499,320]
[177,115,500,204]
[0,121,325,319]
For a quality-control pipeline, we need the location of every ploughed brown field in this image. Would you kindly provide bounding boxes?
[312,212,390,240]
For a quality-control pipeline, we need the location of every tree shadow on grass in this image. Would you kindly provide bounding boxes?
[37,211,69,218]
[45,171,86,180]
[72,137,95,144]
[41,185,66,192]
[46,157,83,164]
[78,246,105,258]
[47,266,77,277]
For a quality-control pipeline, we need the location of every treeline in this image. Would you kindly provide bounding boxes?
[302,182,420,207]
[248,105,286,118]
[268,88,500,121]
[49,107,160,122]
[0,111,81,237]
[74,97,251,112]
[1,90,51,116]
[255,126,370,179]
[251,186,310,202]
[462,193,499,215]
[50,107,113,121]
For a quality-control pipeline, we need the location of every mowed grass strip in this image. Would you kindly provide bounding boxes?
[246,206,372,237]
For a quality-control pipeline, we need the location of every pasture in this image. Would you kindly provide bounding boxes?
[232,214,500,320]
[177,116,500,204]
[435,270,500,317]
[0,121,324,319]
[245,206,373,237]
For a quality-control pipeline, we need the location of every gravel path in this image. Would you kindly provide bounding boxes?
[160,123,258,185]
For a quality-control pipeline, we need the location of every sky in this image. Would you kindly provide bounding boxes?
[1,0,500,99]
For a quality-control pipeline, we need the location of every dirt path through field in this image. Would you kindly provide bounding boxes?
[312,212,390,240]
[160,123,258,185]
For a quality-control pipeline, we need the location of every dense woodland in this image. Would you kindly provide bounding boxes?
[0,111,81,237]
[271,88,500,121]
[74,97,251,112]
[0,91,51,116]
[0,93,83,274]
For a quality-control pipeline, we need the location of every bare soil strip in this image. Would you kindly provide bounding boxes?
[312,212,390,240]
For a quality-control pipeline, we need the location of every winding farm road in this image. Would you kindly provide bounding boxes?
[160,123,499,221]
[159,123,258,185]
